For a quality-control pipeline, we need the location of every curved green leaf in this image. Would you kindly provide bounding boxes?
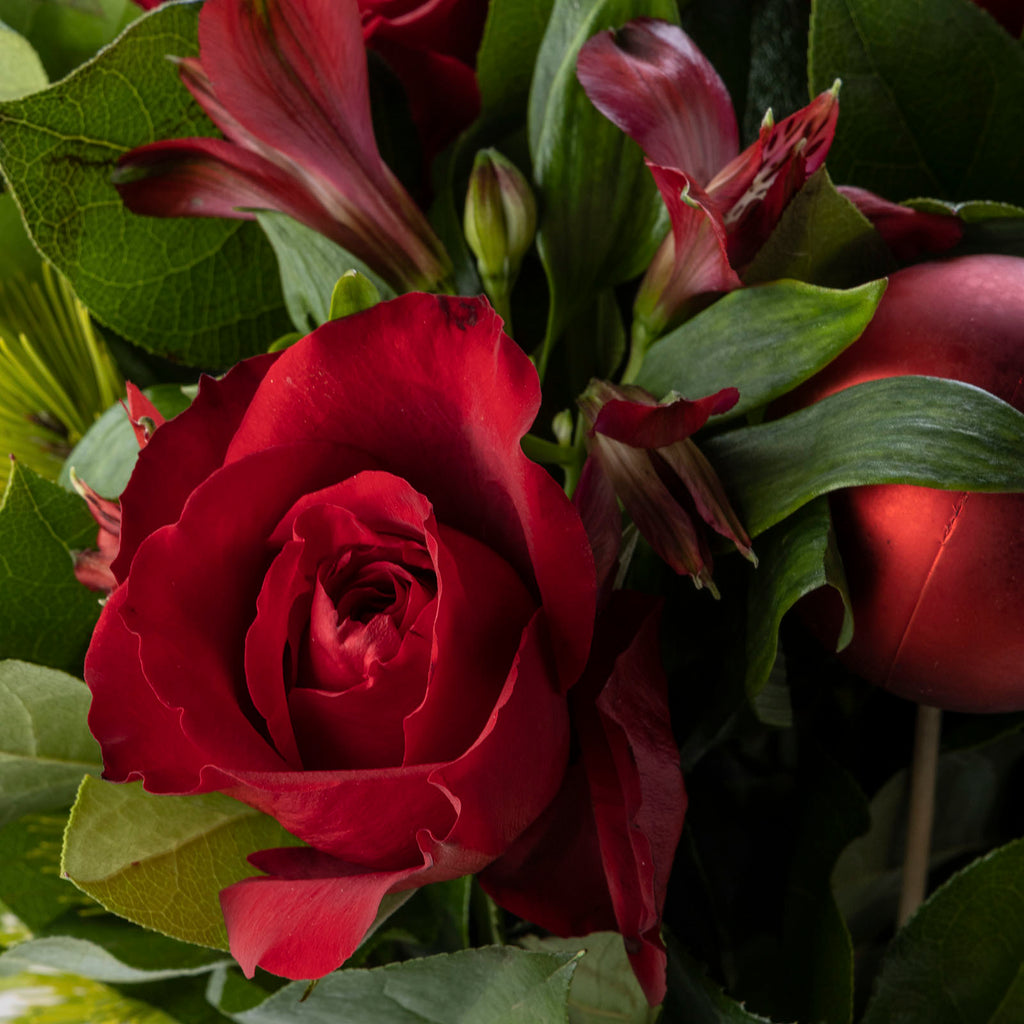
[862,838,1024,1024]
[62,777,304,951]
[705,375,1024,537]
[0,4,289,367]
[226,947,580,1024]
[636,279,885,419]
[478,0,555,124]
[745,499,853,710]
[0,20,46,100]
[528,0,675,351]
[0,661,100,829]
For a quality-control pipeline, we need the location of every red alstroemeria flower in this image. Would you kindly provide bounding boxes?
[115,0,453,294]
[577,18,839,342]
[579,380,754,595]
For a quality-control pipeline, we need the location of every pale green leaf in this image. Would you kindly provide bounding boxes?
[0,21,46,101]
[0,660,99,829]
[62,777,304,951]
[227,946,579,1024]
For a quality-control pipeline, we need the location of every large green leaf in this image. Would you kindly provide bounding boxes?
[744,499,853,715]
[0,19,46,100]
[0,660,100,829]
[528,0,675,368]
[478,0,555,124]
[772,752,869,1024]
[808,0,1024,204]
[743,168,894,288]
[636,279,885,419]
[0,462,100,671]
[225,947,579,1024]
[862,838,1024,1024]
[0,931,228,984]
[0,4,290,367]
[62,777,304,951]
[0,0,136,82]
[521,933,657,1024]
[0,970,178,1024]
[704,375,1024,537]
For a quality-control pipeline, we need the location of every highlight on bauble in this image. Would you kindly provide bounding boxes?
[791,254,1024,713]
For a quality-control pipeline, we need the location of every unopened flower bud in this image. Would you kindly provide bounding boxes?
[464,149,537,314]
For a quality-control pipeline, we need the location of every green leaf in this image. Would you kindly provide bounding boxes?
[329,271,381,322]
[745,499,853,710]
[705,375,1024,537]
[57,383,192,499]
[528,0,676,363]
[743,168,894,287]
[662,939,778,1024]
[772,752,869,1024]
[0,4,290,367]
[636,279,885,419]
[0,813,92,931]
[521,933,656,1024]
[0,463,101,672]
[0,190,42,285]
[62,777,304,951]
[0,970,179,1024]
[256,212,395,334]
[0,0,136,82]
[478,0,555,124]
[808,0,1024,204]
[862,838,1024,1024]
[226,947,580,1024]
[0,20,46,100]
[0,660,100,830]
[0,932,229,984]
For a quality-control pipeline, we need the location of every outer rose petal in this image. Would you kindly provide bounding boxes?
[576,595,686,1006]
[112,354,275,581]
[483,596,684,1007]
[360,0,488,65]
[224,293,595,690]
[576,18,738,183]
[221,848,424,978]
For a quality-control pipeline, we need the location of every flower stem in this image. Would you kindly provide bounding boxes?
[897,703,942,928]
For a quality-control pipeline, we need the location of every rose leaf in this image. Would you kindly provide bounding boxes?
[861,838,1024,1024]
[0,20,47,101]
[636,278,886,421]
[218,946,580,1023]
[0,3,290,368]
[521,932,657,1024]
[0,661,100,831]
[62,776,305,952]
[0,465,101,672]
[704,375,1024,537]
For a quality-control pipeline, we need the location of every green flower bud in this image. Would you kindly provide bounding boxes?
[463,149,537,315]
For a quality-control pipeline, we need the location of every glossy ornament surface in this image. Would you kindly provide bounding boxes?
[793,255,1024,711]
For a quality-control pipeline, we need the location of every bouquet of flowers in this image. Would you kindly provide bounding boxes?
[1,0,1023,1021]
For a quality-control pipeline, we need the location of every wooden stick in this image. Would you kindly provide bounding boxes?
[897,703,942,928]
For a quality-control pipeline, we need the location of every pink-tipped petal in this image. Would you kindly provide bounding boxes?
[593,385,739,448]
[577,18,738,183]
[573,455,623,598]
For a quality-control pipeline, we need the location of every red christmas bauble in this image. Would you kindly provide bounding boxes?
[791,254,1024,712]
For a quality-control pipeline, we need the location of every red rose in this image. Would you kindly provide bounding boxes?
[83,293,683,1002]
